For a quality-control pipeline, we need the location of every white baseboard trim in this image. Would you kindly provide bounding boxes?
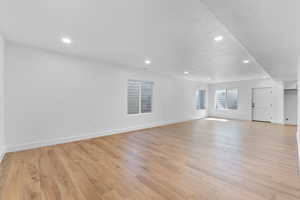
[0,146,6,163]
[297,130,300,170]
[6,117,204,153]
[207,115,249,121]
[283,122,297,126]
[271,120,285,125]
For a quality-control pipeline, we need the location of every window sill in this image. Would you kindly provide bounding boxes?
[127,112,153,116]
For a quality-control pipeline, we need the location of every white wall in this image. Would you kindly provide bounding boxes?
[0,36,5,160]
[284,81,297,90]
[4,43,208,151]
[297,61,300,167]
[208,79,284,123]
[284,89,297,125]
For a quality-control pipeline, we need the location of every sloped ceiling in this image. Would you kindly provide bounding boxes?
[201,0,300,81]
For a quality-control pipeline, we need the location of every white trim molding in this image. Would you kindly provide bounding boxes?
[297,130,300,170]
[0,146,6,163]
[6,117,205,153]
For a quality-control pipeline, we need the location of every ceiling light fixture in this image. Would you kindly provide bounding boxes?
[144,59,151,65]
[243,60,250,64]
[184,71,189,75]
[61,37,72,44]
[214,35,223,42]
[263,76,267,79]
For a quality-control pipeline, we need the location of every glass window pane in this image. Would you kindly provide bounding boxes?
[227,89,238,109]
[141,81,153,113]
[215,89,226,110]
[128,80,140,114]
[196,90,205,110]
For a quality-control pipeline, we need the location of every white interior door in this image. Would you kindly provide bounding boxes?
[252,87,272,122]
[284,89,297,125]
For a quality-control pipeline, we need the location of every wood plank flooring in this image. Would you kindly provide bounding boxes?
[0,119,299,200]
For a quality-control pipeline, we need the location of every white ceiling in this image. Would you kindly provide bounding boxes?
[0,0,272,82]
[201,0,300,81]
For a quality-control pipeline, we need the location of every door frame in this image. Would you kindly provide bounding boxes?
[251,87,272,122]
[284,89,298,125]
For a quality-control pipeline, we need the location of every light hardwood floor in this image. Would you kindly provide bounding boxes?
[0,119,299,200]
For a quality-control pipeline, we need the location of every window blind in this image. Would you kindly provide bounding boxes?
[215,89,226,110]
[127,80,153,114]
[141,81,153,113]
[196,90,205,110]
[227,89,238,109]
[215,89,238,110]
[127,80,140,114]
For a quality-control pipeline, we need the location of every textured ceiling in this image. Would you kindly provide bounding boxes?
[0,0,270,82]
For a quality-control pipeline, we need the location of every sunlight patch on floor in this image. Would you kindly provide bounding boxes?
[204,117,229,122]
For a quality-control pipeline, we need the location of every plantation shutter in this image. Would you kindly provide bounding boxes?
[227,89,238,109]
[215,89,226,110]
[127,80,140,114]
[128,80,153,114]
[196,90,205,110]
[141,81,153,113]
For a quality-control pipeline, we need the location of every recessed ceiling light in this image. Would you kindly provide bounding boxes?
[184,71,189,75]
[214,35,223,42]
[263,76,267,79]
[144,59,151,65]
[243,60,250,64]
[61,37,72,44]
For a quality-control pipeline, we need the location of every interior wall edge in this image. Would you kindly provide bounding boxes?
[0,146,6,163]
[0,35,5,162]
[6,117,206,153]
[297,129,300,170]
[207,115,286,125]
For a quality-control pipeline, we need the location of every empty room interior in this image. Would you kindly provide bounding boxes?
[0,0,300,199]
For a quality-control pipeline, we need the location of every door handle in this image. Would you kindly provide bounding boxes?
[252,102,255,108]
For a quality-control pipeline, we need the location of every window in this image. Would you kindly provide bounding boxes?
[196,90,205,110]
[215,89,238,110]
[128,80,153,114]
[141,81,153,113]
[215,89,227,110]
[128,80,140,114]
[226,89,238,109]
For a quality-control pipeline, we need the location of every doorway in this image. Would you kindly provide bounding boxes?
[284,89,297,125]
[252,87,272,122]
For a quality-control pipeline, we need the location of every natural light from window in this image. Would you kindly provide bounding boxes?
[204,118,229,122]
